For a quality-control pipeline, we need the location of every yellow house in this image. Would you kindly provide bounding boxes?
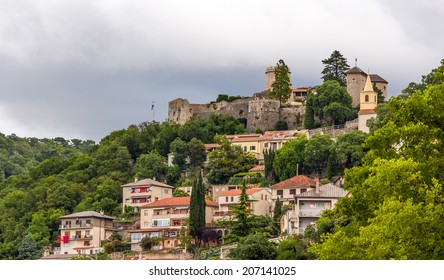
[58,211,117,255]
[129,197,218,251]
[215,188,272,221]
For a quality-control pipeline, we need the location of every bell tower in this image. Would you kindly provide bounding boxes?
[358,74,377,133]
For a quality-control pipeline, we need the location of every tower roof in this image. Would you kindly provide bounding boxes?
[363,74,373,92]
[346,66,365,74]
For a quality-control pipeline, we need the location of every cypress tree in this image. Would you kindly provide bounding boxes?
[189,171,206,238]
[272,197,283,236]
[232,180,250,237]
[304,91,316,129]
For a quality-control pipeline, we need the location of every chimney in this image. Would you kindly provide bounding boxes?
[153,177,156,182]
[315,178,320,194]
[99,209,104,216]
[134,177,139,183]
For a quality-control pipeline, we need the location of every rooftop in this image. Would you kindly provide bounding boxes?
[121,178,174,189]
[219,188,268,196]
[140,197,218,208]
[270,175,316,189]
[297,183,348,198]
[60,211,117,220]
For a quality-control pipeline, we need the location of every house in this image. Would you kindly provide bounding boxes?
[58,211,117,255]
[121,178,174,212]
[281,182,348,235]
[129,197,218,251]
[214,187,272,221]
[270,175,317,206]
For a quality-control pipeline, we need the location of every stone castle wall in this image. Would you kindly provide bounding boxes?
[168,98,305,132]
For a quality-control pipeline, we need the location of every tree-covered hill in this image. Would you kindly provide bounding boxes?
[0,114,246,259]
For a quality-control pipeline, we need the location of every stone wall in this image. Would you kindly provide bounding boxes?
[168,98,307,133]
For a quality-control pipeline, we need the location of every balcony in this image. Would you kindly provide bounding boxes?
[271,194,297,200]
[298,209,322,217]
[70,235,93,240]
[59,223,93,229]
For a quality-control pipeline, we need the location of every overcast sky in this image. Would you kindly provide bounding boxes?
[0,0,443,142]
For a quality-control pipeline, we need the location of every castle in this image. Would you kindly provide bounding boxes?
[168,64,387,133]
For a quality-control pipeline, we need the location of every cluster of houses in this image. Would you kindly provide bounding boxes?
[57,174,347,256]
[52,65,384,258]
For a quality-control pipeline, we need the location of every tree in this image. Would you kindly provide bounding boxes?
[335,130,368,170]
[134,151,167,181]
[231,181,250,237]
[140,236,154,251]
[189,172,206,239]
[228,233,277,260]
[169,138,188,170]
[309,61,444,259]
[206,136,256,184]
[271,198,282,236]
[187,138,206,169]
[321,50,349,87]
[273,135,308,181]
[269,59,292,106]
[275,120,288,131]
[276,235,312,260]
[303,91,316,129]
[263,148,278,185]
[17,235,41,260]
[304,134,334,176]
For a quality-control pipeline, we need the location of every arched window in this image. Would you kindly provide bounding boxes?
[365,95,369,102]
[374,96,376,102]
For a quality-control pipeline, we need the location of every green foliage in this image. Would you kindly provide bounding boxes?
[273,135,308,181]
[304,134,334,176]
[400,58,444,98]
[310,61,444,259]
[189,172,206,238]
[275,120,288,131]
[263,148,278,185]
[231,181,250,237]
[17,235,41,260]
[276,235,313,260]
[321,50,349,87]
[173,187,189,197]
[228,233,277,260]
[215,94,247,103]
[206,136,256,184]
[269,59,292,106]
[271,198,282,236]
[134,151,167,181]
[303,92,316,129]
[166,165,181,186]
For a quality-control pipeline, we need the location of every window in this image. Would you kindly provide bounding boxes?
[153,219,170,227]
[231,197,234,202]
[243,146,247,152]
[277,190,283,196]
[132,233,142,241]
[250,146,256,151]
[365,95,369,102]
[264,143,269,148]
[374,96,376,102]
[225,197,228,202]
[144,210,149,216]
[261,194,263,200]
[300,189,307,193]
[265,195,267,200]
[164,189,169,194]
[85,230,91,237]
[85,219,91,225]
[289,189,296,195]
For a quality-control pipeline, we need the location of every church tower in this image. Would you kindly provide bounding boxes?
[358,74,378,133]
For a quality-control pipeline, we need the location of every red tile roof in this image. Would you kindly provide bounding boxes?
[249,165,265,172]
[358,109,376,115]
[270,175,316,189]
[139,197,218,208]
[219,188,265,196]
[231,137,269,143]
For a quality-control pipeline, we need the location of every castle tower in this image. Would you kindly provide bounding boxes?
[264,66,292,91]
[346,66,388,107]
[358,75,378,133]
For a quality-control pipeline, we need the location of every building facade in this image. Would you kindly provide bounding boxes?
[358,75,378,133]
[269,175,317,206]
[58,211,117,255]
[121,178,174,212]
[215,188,272,220]
[129,197,218,251]
[281,183,348,235]
[346,66,387,107]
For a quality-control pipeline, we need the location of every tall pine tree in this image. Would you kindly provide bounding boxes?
[189,171,206,238]
[231,180,250,237]
[321,50,349,87]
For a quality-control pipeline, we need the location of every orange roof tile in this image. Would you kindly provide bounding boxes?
[270,175,316,189]
[249,165,265,172]
[219,188,265,196]
[358,109,376,115]
[139,197,218,208]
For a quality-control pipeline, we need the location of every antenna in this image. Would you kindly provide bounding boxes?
[355,57,357,67]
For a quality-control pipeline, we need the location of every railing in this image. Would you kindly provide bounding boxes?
[271,194,296,200]
[70,235,93,240]
[214,211,233,216]
[298,209,322,217]
[59,224,93,229]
